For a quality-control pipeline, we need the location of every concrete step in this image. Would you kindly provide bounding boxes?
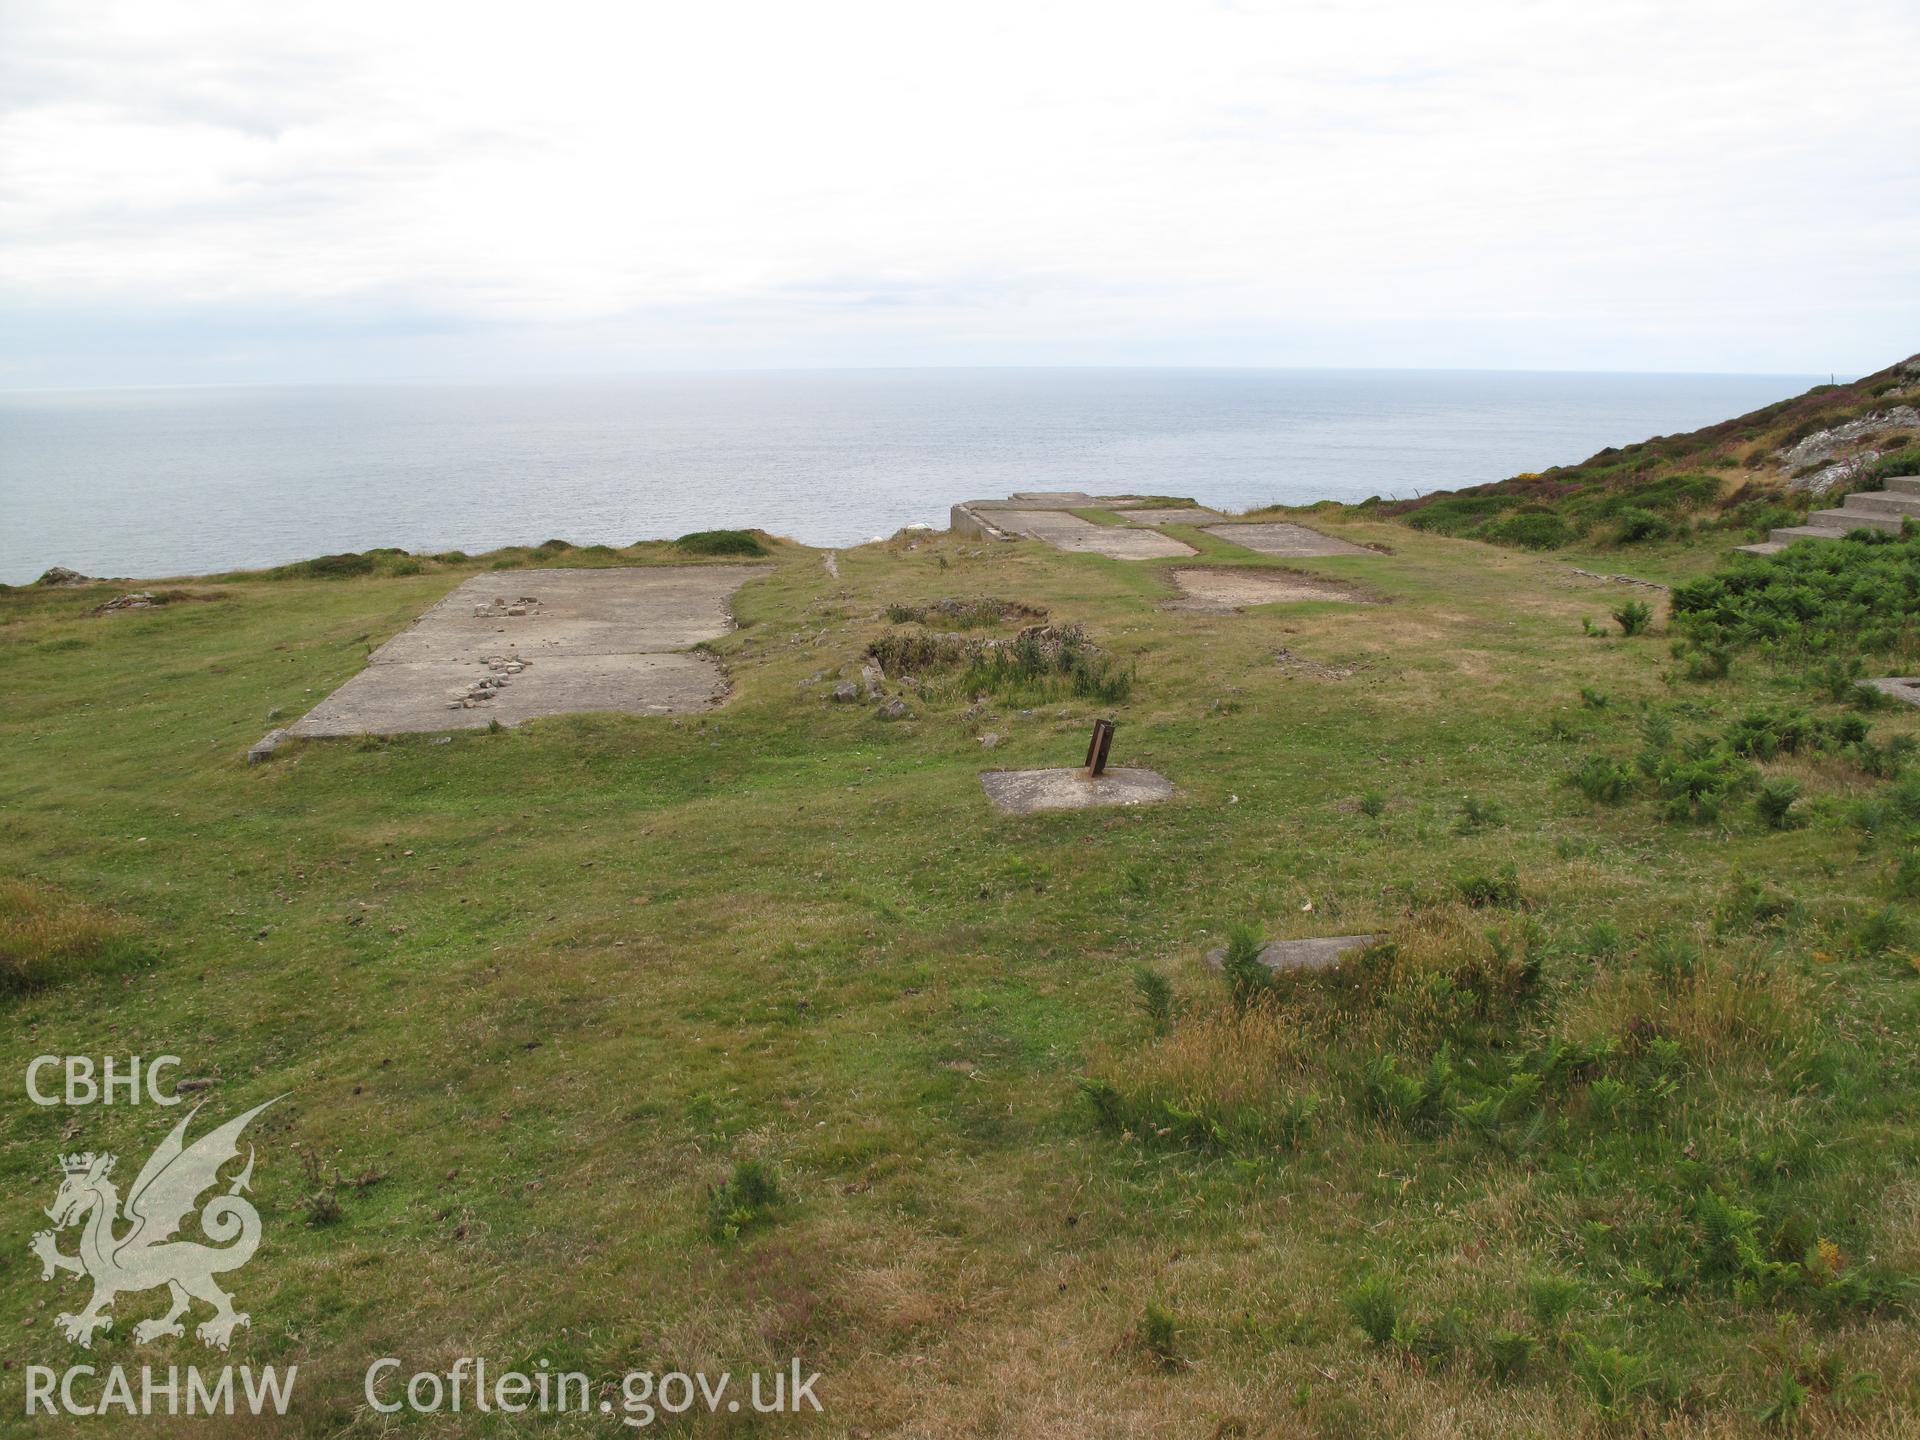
[1735,541,1789,556]
[1766,525,1853,546]
[1837,490,1920,518]
[1885,475,1920,495]
[1809,507,1905,533]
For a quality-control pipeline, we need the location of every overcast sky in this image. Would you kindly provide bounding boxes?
[2,0,1915,388]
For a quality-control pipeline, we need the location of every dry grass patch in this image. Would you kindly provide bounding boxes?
[0,880,144,991]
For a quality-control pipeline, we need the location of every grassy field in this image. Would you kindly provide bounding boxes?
[4,514,1919,1436]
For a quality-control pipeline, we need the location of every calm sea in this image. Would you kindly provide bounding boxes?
[0,368,1816,583]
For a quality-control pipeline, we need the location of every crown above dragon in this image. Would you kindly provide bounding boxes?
[59,1152,112,1176]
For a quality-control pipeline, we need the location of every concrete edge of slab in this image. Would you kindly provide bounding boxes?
[1865,677,1920,707]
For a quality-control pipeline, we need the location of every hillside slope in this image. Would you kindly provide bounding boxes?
[1376,353,1920,552]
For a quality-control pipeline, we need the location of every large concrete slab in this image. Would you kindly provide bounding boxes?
[289,566,765,736]
[1120,507,1224,527]
[988,510,1196,559]
[1203,523,1377,558]
[1165,566,1371,612]
[980,767,1174,813]
[1204,934,1379,973]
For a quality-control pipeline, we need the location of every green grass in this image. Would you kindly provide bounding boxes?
[3,517,1918,1435]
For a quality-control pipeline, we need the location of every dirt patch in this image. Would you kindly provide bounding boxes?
[979,767,1173,814]
[289,565,766,736]
[882,597,1045,628]
[1165,567,1373,612]
[1274,646,1366,680]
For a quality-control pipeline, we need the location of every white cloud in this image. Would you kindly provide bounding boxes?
[1,0,1916,384]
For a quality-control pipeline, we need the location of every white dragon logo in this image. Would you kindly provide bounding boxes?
[29,1097,281,1351]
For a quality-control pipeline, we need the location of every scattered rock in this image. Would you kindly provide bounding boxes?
[861,663,886,698]
[94,592,160,614]
[247,728,290,765]
[978,732,1002,748]
[877,698,913,721]
[831,681,860,703]
[35,566,97,587]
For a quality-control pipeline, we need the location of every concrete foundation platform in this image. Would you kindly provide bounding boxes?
[988,510,1196,559]
[289,565,765,736]
[1166,566,1370,611]
[1120,507,1224,527]
[1203,523,1378,558]
[1205,934,1379,973]
[980,766,1174,813]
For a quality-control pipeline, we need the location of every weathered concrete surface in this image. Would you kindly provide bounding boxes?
[987,510,1196,559]
[1165,566,1370,612]
[290,566,764,736]
[1203,523,1378,558]
[1865,677,1920,708]
[1205,934,1379,972]
[1121,507,1224,527]
[980,766,1174,813]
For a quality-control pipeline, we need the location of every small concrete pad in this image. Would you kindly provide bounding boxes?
[1203,523,1377,558]
[1166,566,1370,612]
[1865,677,1920,708]
[991,510,1196,559]
[1205,934,1379,973]
[1120,507,1225,527]
[980,767,1174,813]
[289,565,763,736]
[1007,491,1096,505]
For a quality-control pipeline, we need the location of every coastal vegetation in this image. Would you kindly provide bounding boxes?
[5,408,1920,1434]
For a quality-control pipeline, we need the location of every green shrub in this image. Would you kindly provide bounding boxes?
[674,529,767,557]
[1612,599,1654,636]
[1133,966,1173,1036]
[280,551,376,580]
[1570,754,1634,803]
[1344,1274,1405,1347]
[1358,790,1387,818]
[1854,904,1906,957]
[1220,923,1270,1011]
[1138,1303,1182,1370]
[1756,778,1801,830]
[1527,1273,1582,1333]
[1615,507,1671,543]
[1574,1340,1651,1416]
[1483,511,1574,550]
[705,1158,783,1240]
[1455,865,1521,908]
[1486,1329,1538,1382]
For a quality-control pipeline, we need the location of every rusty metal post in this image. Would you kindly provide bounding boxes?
[1082,718,1115,778]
